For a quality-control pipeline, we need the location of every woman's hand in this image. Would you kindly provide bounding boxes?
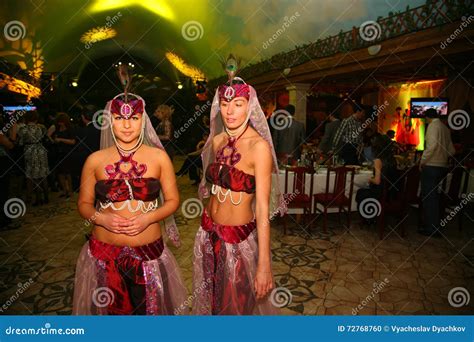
[95,211,132,234]
[254,267,274,300]
[119,212,152,236]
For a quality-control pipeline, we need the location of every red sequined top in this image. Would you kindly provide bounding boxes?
[205,163,255,194]
[95,178,161,202]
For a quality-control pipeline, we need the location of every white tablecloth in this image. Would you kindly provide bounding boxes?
[275,169,372,214]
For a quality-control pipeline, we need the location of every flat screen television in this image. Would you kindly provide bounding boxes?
[410,97,448,118]
[2,105,37,114]
[1,105,37,122]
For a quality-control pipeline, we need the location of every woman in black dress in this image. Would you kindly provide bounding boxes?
[355,134,397,224]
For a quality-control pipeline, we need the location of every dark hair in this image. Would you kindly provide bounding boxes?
[386,130,395,138]
[424,108,438,118]
[24,110,39,123]
[396,106,402,111]
[226,79,245,86]
[371,135,396,168]
[285,104,295,116]
[56,112,71,128]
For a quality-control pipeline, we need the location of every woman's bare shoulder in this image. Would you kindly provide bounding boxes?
[213,132,226,144]
[85,147,114,166]
[141,144,166,158]
[248,129,270,151]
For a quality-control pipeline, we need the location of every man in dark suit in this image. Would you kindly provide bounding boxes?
[317,111,341,154]
[77,105,101,153]
[73,105,101,190]
[272,104,306,162]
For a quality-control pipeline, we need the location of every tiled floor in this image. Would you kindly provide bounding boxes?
[0,156,473,315]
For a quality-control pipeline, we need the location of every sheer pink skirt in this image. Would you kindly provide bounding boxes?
[72,237,189,315]
[192,210,280,315]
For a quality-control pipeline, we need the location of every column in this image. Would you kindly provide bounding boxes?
[286,83,311,128]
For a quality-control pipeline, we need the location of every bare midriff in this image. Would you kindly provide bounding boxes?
[92,199,161,247]
[207,191,255,226]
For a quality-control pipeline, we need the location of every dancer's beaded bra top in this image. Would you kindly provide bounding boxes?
[95,150,162,208]
[205,124,256,195]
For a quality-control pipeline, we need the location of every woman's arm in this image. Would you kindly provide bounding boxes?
[369,158,382,185]
[253,139,274,299]
[77,153,131,233]
[47,125,56,138]
[124,149,179,235]
[56,137,76,145]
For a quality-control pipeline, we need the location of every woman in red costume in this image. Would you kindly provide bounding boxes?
[73,67,187,315]
[193,56,287,315]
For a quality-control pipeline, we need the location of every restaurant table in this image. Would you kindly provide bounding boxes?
[275,168,373,214]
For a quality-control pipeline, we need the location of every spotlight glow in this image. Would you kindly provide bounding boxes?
[88,0,174,20]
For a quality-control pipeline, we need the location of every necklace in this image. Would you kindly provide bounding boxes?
[104,149,147,179]
[212,124,248,205]
[110,118,145,154]
[216,124,248,166]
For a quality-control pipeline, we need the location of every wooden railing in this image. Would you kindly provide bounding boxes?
[210,0,472,86]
